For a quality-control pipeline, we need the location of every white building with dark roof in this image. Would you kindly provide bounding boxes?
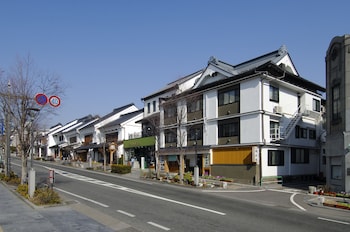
[143,45,326,184]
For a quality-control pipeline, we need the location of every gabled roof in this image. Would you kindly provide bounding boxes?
[62,115,99,133]
[141,69,203,101]
[256,62,325,93]
[94,103,136,124]
[180,60,325,99]
[233,45,298,75]
[100,109,143,129]
[194,45,298,89]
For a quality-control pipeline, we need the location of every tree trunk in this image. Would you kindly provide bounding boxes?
[155,152,160,179]
[179,153,184,184]
[21,153,27,184]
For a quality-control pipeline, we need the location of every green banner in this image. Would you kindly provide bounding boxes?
[124,136,156,148]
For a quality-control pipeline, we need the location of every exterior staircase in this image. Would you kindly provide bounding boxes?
[280,107,302,140]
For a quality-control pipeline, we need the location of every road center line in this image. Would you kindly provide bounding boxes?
[55,187,109,208]
[317,217,350,225]
[147,221,170,231]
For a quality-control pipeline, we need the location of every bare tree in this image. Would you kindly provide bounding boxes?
[0,54,65,183]
[162,93,202,184]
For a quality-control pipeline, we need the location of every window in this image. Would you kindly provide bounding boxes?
[69,136,77,143]
[331,165,342,180]
[309,129,316,140]
[332,85,341,121]
[312,99,320,112]
[291,148,309,164]
[165,106,177,118]
[295,126,307,139]
[188,127,203,141]
[268,150,284,166]
[218,119,239,137]
[153,100,156,112]
[270,121,280,140]
[187,98,203,113]
[165,130,177,143]
[147,102,151,114]
[59,135,64,142]
[269,86,279,102]
[218,87,240,106]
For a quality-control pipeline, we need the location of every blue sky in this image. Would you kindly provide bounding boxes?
[0,1,348,127]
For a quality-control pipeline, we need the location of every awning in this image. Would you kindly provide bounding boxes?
[124,136,155,149]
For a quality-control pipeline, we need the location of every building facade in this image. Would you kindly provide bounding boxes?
[325,35,350,192]
[151,46,325,184]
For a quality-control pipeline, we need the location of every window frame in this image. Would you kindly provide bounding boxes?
[312,98,321,112]
[164,105,177,118]
[218,118,239,138]
[218,86,240,106]
[270,121,280,140]
[268,150,284,166]
[188,126,203,141]
[153,100,156,112]
[291,148,309,164]
[147,102,151,114]
[187,98,203,113]
[269,85,279,102]
[309,129,316,140]
[165,130,177,143]
[332,84,341,121]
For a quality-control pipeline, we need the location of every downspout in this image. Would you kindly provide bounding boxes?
[259,74,268,185]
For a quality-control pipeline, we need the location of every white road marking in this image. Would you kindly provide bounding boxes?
[202,189,265,193]
[147,221,171,231]
[317,217,350,225]
[54,187,109,208]
[290,193,306,211]
[268,189,306,211]
[49,167,226,216]
[117,210,135,217]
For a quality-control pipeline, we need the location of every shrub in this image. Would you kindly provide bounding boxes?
[111,164,131,174]
[17,184,29,198]
[184,172,193,184]
[1,171,20,185]
[32,187,61,205]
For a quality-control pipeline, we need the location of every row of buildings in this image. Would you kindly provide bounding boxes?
[33,36,350,192]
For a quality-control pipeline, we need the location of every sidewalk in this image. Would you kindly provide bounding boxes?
[0,183,134,232]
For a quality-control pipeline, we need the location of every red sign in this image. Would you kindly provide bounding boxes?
[35,93,48,106]
[49,95,61,107]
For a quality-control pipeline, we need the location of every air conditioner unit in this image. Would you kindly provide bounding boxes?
[273,106,283,114]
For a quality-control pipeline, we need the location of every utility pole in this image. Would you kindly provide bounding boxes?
[5,81,11,176]
[27,107,40,198]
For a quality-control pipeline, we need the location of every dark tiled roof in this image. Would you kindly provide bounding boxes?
[100,109,143,128]
[95,103,136,123]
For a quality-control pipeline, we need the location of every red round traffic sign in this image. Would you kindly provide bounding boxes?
[49,95,61,107]
[35,93,48,106]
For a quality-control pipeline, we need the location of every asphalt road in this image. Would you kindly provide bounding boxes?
[10,159,350,232]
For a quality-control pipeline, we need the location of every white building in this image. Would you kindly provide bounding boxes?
[150,46,325,184]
